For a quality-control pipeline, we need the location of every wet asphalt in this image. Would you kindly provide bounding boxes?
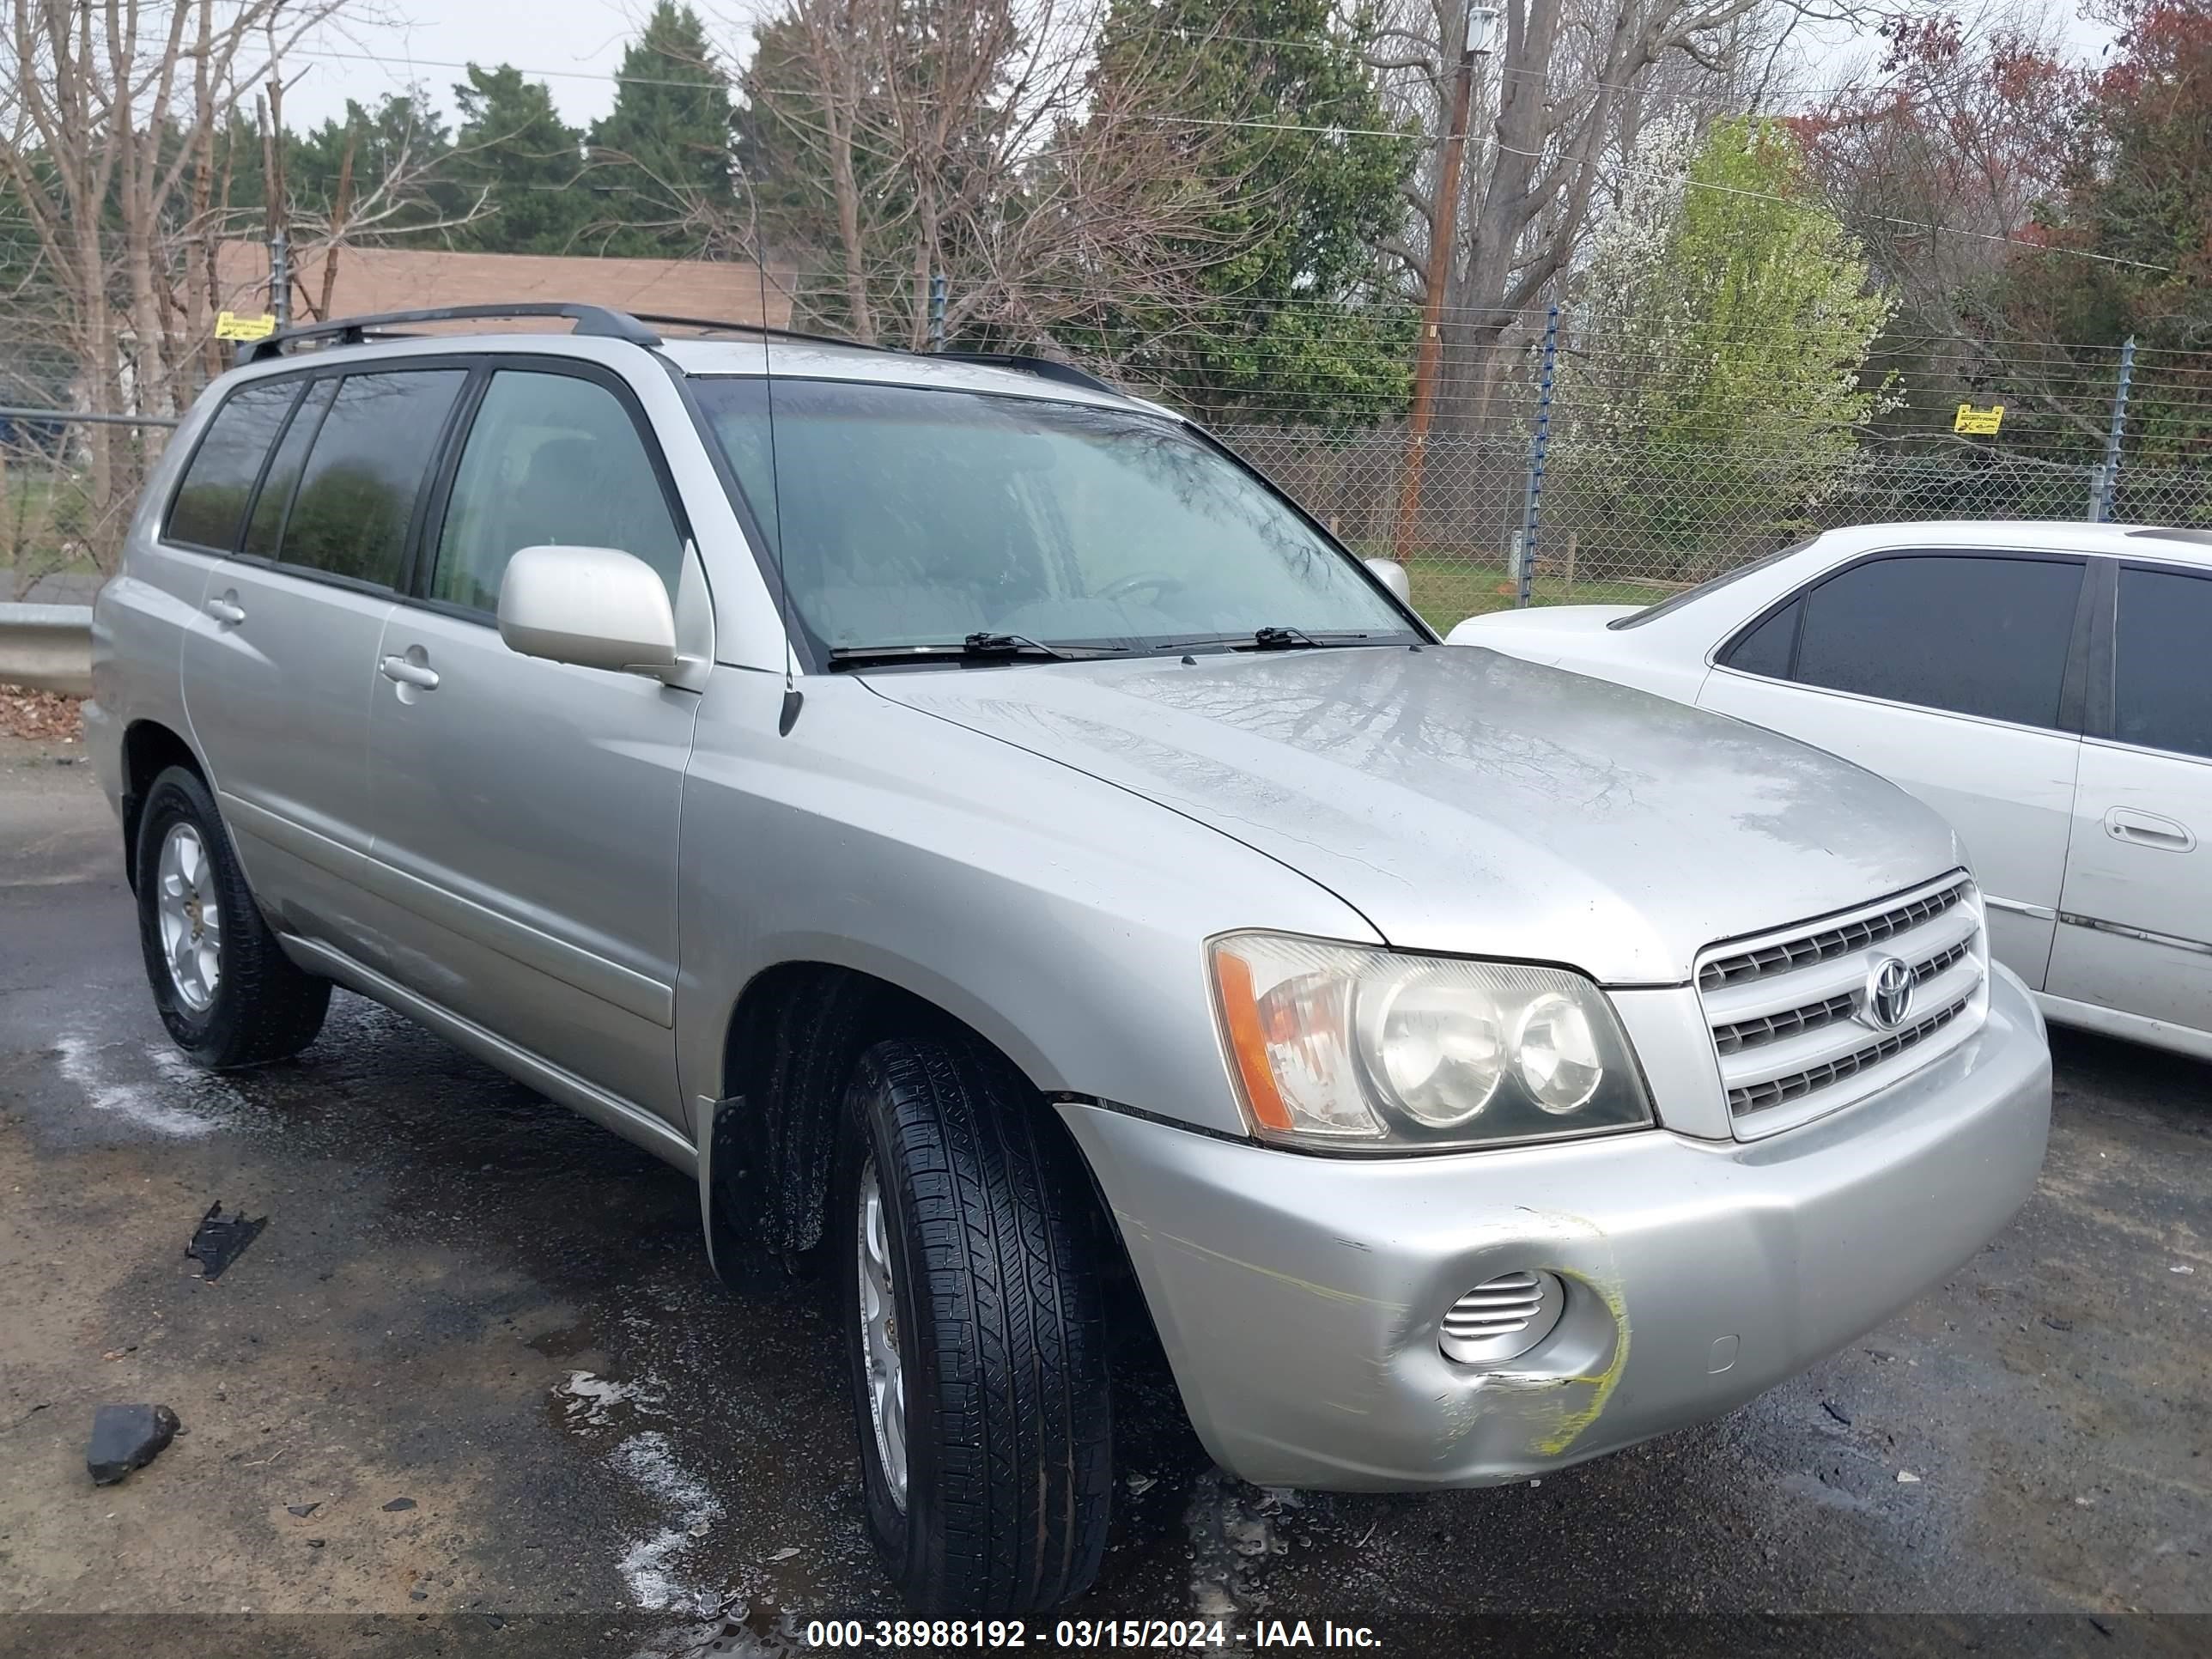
[2,743,2208,1658]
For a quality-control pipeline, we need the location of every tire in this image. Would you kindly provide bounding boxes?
[838,1036,1113,1613]
[133,764,330,1069]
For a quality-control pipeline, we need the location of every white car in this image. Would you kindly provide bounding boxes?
[1451,520,2212,1060]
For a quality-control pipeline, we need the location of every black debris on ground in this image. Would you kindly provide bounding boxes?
[382,1498,416,1512]
[185,1202,267,1280]
[85,1404,180,1486]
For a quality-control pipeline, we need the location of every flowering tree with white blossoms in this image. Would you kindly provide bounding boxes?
[1558,112,1900,577]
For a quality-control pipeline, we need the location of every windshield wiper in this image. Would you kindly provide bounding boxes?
[826,631,1126,669]
[1158,627,1395,654]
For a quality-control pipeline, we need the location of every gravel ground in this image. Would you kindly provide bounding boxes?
[2,742,2207,1658]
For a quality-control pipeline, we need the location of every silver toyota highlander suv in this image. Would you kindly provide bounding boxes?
[88,304,2052,1614]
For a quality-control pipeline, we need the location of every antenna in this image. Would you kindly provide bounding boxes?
[745,166,800,736]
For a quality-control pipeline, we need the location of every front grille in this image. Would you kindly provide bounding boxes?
[1695,877,1988,1135]
[1727,994,1973,1116]
[1698,881,1969,992]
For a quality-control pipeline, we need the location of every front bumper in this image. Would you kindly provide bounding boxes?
[1061,964,2050,1490]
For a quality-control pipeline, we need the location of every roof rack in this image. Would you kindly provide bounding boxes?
[239,303,1132,404]
[625,312,902,354]
[938,351,1121,398]
[242,301,661,363]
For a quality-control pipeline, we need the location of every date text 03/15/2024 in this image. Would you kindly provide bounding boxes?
[801,1619,1383,1649]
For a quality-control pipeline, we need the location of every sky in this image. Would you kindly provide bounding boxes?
[283,0,750,133]
[277,0,2117,136]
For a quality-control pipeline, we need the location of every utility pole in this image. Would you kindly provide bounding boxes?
[929,272,947,353]
[258,85,291,328]
[1393,7,1499,561]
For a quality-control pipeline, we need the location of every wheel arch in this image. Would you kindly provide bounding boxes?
[706,958,1120,1271]
[118,719,206,892]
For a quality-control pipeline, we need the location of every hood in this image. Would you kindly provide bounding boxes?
[864,644,1961,984]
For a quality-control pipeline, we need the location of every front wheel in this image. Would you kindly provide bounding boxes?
[133,764,330,1068]
[838,1036,1112,1613]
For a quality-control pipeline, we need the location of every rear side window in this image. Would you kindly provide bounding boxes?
[243,380,338,558]
[1720,597,1800,678]
[279,370,466,587]
[1792,554,2083,729]
[165,381,299,550]
[2115,566,2212,759]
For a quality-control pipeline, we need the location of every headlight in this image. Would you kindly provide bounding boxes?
[1210,933,1652,1152]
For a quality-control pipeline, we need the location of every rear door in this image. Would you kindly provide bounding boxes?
[362,360,702,1124]
[1697,549,2091,987]
[2046,559,2212,1040]
[180,367,467,951]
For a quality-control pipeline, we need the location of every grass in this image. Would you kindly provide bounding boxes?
[1404,558,1661,633]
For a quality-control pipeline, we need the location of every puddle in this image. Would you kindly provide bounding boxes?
[557,1369,664,1429]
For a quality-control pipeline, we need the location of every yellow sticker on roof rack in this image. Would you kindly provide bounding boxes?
[216,311,277,342]
[1954,403,2004,435]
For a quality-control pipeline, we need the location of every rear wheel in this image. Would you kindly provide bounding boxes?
[133,765,330,1068]
[838,1036,1112,1613]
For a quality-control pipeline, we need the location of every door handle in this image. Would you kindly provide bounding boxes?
[2105,807,2194,853]
[205,594,246,625]
[380,654,441,691]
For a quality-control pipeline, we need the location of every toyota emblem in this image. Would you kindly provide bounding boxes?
[1865,956,1916,1030]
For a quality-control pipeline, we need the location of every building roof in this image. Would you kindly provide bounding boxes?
[210,240,793,332]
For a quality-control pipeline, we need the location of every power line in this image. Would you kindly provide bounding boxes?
[267,44,2174,277]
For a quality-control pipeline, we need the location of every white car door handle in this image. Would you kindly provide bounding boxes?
[2105,807,2194,852]
[380,654,441,691]
[205,595,246,625]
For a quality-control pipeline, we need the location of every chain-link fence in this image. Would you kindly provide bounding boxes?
[1227,421,2212,627]
[0,409,175,603]
[7,300,2210,619]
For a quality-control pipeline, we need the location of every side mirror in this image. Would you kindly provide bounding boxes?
[1363,556,1412,605]
[497,544,678,677]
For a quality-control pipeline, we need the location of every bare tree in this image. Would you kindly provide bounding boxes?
[733,0,1248,355]
[0,0,362,581]
[1376,0,1804,473]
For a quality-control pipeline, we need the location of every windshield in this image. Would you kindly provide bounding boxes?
[692,377,1417,657]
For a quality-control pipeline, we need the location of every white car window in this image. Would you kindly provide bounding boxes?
[1723,553,2083,732]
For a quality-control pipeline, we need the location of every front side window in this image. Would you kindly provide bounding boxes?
[692,378,1415,654]
[430,369,684,614]
[1788,554,2083,729]
[279,369,465,587]
[2115,565,2212,759]
[165,380,300,550]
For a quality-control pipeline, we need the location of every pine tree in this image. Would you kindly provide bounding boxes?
[1084,0,1419,429]
[587,3,736,257]
[447,65,592,254]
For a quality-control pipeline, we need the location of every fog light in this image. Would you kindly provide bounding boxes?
[1439,1269,1565,1365]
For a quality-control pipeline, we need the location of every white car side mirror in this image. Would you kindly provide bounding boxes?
[1362,556,1413,605]
[498,544,678,678]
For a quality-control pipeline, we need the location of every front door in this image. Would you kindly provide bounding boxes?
[363,362,703,1126]
[1698,550,2088,986]
[2047,561,2212,1039]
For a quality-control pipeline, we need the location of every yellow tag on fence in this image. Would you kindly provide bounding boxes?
[215,310,278,342]
[1954,403,2004,435]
